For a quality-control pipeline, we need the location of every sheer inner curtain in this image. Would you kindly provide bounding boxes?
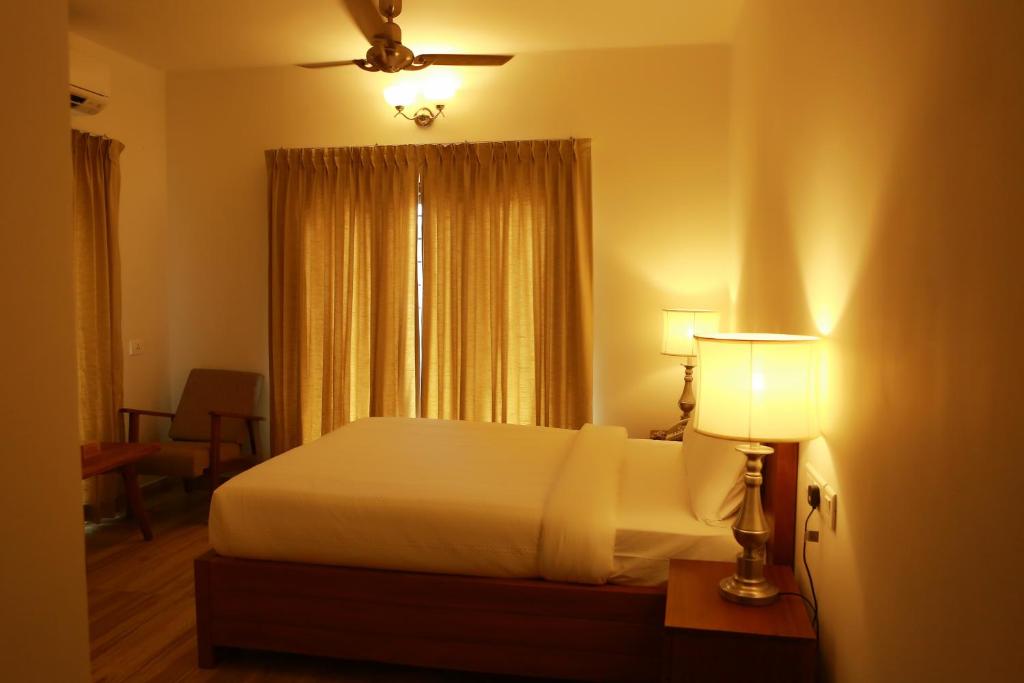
[72,130,125,519]
[421,140,593,428]
[267,139,592,454]
[268,147,419,454]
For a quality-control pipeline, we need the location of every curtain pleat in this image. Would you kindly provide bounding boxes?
[72,130,125,519]
[267,146,419,454]
[421,139,593,428]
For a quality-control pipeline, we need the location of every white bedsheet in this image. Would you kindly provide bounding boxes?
[612,438,737,585]
[209,418,736,587]
[210,417,627,584]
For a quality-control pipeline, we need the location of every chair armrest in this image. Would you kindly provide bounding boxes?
[207,412,265,491]
[119,407,175,443]
[119,407,176,419]
[208,411,264,422]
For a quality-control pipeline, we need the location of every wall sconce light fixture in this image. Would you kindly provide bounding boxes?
[383,75,459,128]
[393,103,445,127]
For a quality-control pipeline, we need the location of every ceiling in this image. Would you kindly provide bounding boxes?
[68,0,744,71]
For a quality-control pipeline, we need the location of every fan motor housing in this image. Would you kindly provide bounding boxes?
[366,43,415,72]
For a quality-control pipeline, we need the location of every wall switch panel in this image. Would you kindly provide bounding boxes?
[806,464,838,531]
[128,339,144,356]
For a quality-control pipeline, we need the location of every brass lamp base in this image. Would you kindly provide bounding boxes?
[719,443,780,606]
[651,359,697,442]
[649,419,686,441]
[719,571,779,605]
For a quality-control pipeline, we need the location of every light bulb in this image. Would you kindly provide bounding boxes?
[751,371,765,394]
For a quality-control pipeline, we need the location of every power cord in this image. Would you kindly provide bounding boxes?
[778,496,821,640]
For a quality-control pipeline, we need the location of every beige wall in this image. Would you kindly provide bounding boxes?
[70,33,172,432]
[731,1,1023,680]
[0,2,91,680]
[165,45,734,440]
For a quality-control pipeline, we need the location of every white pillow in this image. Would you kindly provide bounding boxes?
[683,421,747,526]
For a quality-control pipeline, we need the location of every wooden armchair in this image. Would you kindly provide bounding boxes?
[120,368,264,491]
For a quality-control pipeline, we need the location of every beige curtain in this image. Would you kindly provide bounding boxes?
[72,130,125,519]
[420,139,593,428]
[267,146,419,454]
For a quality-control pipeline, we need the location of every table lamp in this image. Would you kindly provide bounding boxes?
[694,332,820,605]
[660,309,720,432]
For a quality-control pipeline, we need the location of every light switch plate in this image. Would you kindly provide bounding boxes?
[806,464,838,531]
[128,339,144,356]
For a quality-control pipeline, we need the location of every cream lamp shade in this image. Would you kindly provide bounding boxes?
[383,83,417,107]
[694,333,820,443]
[422,74,459,102]
[661,309,720,357]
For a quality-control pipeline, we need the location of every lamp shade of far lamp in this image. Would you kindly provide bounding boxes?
[694,333,820,444]
[661,309,720,357]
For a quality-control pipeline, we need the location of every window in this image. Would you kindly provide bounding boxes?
[267,140,592,452]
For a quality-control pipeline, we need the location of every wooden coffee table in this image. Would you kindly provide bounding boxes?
[81,442,159,541]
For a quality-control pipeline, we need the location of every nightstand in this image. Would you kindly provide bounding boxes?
[664,560,816,683]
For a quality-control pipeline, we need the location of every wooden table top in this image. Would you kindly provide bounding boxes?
[665,560,816,640]
[81,442,160,479]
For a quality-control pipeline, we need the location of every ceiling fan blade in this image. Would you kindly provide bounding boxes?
[298,60,359,69]
[415,54,514,67]
[341,0,387,44]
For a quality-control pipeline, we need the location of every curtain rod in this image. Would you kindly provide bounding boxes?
[267,137,585,154]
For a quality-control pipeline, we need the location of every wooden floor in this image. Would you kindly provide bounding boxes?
[86,488,555,682]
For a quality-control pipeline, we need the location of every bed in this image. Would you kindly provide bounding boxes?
[195,417,799,681]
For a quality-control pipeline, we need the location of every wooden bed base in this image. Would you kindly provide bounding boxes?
[195,443,799,681]
[195,552,667,681]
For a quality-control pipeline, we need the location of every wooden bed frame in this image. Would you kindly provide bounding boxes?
[195,442,799,681]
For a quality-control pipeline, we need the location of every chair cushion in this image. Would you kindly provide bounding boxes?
[168,369,262,444]
[137,441,244,479]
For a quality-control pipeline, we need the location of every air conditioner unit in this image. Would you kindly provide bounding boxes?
[70,83,108,115]
[69,49,111,116]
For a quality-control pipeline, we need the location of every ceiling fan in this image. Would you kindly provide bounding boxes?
[299,0,514,73]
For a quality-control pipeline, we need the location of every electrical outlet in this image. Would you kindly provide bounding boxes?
[806,464,838,531]
[128,339,144,356]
